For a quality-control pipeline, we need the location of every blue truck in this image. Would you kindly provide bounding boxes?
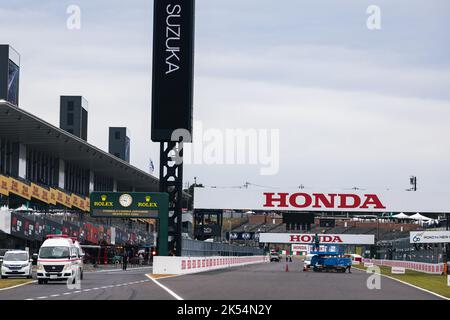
[309,245,352,273]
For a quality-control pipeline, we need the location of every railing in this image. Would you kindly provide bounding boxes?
[181,239,264,257]
[363,258,445,274]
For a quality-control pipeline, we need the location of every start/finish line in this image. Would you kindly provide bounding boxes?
[194,187,450,213]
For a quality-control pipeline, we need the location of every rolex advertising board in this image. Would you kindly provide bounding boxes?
[90,192,168,219]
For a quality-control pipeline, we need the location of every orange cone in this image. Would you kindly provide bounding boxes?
[285,264,289,272]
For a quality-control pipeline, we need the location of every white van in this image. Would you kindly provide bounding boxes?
[36,234,84,284]
[1,250,33,279]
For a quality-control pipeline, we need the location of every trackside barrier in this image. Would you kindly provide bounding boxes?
[153,255,269,275]
[362,258,444,275]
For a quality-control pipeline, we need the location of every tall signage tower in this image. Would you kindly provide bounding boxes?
[151,0,195,256]
[0,45,20,106]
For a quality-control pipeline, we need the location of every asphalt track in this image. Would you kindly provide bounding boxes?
[0,262,443,300]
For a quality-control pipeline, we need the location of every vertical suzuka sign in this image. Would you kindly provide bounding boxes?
[151,0,195,256]
[90,192,169,256]
[151,0,195,141]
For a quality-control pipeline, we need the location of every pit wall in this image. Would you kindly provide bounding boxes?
[362,258,445,275]
[153,255,269,275]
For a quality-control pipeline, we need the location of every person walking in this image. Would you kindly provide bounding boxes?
[122,251,128,271]
[313,233,320,252]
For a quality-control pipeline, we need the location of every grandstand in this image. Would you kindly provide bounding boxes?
[226,214,427,242]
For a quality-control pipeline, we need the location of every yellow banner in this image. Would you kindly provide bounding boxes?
[49,188,57,205]
[9,177,31,200]
[1,176,88,211]
[54,189,72,208]
[0,175,9,196]
[64,193,72,208]
[71,193,87,211]
[85,197,90,212]
[31,183,51,204]
[78,197,87,212]
[55,189,65,206]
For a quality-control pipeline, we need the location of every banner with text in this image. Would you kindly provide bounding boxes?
[259,233,375,245]
[410,231,450,244]
[194,187,450,213]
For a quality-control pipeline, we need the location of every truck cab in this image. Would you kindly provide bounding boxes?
[36,234,84,284]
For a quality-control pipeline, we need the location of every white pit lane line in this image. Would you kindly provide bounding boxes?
[145,274,183,301]
[24,279,151,300]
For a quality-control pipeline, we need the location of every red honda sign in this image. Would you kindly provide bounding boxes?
[194,187,450,213]
[259,233,375,244]
[263,192,386,210]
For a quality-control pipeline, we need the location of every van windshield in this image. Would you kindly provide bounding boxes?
[39,247,70,259]
[4,252,28,261]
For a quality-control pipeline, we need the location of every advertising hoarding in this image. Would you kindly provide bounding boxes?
[225,232,259,241]
[291,244,309,252]
[410,231,450,244]
[43,218,62,237]
[259,233,375,245]
[10,213,35,241]
[195,187,450,213]
[33,217,45,241]
[90,192,168,218]
[391,266,406,274]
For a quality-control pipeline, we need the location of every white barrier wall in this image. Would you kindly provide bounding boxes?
[153,255,269,275]
[363,258,445,275]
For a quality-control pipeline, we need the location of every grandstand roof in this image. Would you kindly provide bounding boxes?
[0,100,158,191]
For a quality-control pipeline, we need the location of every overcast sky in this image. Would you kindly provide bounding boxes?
[1,1,449,192]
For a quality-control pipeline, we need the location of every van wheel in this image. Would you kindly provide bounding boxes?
[38,279,43,284]
[80,270,83,280]
[1,275,7,279]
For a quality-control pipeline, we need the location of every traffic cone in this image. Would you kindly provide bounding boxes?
[285,264,289,272]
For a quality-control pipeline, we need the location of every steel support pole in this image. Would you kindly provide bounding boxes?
[159,141,183,256]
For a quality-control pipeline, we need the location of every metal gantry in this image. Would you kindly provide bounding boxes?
[159,141,184,256]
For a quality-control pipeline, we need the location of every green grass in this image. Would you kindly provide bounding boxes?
[355,264,450,299]
[0,278,34,289]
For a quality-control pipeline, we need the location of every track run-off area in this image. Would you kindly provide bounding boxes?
[0,261,444,300]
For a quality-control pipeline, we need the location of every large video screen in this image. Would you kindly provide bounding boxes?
[7,59,19,105]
